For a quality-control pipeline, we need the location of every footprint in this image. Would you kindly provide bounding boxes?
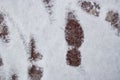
[28,37,43,80]
[65,11,84,67]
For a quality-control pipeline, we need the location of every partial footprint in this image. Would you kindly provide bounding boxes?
[0,12,9,43]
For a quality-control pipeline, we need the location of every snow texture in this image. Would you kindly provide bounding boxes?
[0,0,120,80]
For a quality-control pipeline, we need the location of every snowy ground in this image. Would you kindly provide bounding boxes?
[0,0,120,80]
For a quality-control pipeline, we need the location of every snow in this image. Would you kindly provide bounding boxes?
[0,0,120,80]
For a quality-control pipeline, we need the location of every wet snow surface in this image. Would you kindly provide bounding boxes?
[0,0,120,80]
